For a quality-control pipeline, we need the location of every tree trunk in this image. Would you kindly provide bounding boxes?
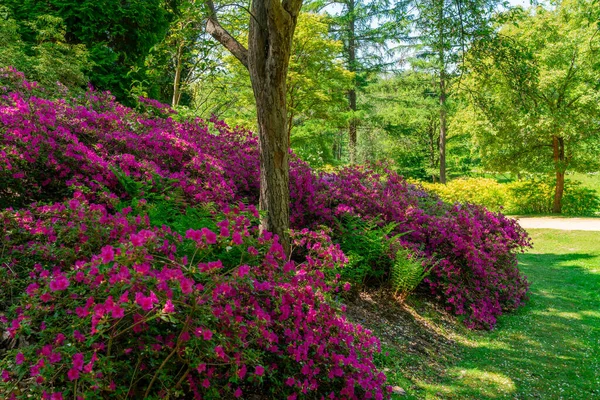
[247,0,300,253]
[172,43,184,107]
[439,75,447,184]
[348,89,357,163]
[437,0,447,184]
[347,0,358,164]
[206,0,302,254]
[552,136,565,213]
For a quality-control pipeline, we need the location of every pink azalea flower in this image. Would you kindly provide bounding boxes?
[100,245,115,264]
[72,353,84,370]
[49,274,69,292]
[255,365,265,376]
[202,228,217,244]
[135,291,158,311]
[162,299,175,313]
[67,368,79,381]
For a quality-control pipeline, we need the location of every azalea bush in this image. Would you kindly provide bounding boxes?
[0,195,389,399]
[0,68,531,332]
[309,167,531,329]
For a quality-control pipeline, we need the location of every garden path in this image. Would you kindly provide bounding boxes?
[514,216,600,231]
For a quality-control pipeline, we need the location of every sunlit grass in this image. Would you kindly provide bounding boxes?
[379,229,600,399]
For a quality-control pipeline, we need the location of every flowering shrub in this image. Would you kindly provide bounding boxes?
[308,167,531,328]
[417,178,510,212]
[0,67,259,209]
[416,177,600,216]
[0,68,530,334]
[0,195,389,399]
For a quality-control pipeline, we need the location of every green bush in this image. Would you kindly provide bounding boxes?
[416,177,600,216]
[505,179,553,214]
[417,178,509,212]
[562,181,600,216]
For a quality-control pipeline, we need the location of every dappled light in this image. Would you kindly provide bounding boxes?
[1,0,599,398]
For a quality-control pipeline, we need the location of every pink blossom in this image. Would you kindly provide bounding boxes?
[49,274,69,292]
[135,291,158,311]
[254,365,265,376]
[67,368,79,381]
[162,299,175,313]
[100,245,115,264]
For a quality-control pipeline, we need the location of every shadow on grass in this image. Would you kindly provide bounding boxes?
[421,252,600,399]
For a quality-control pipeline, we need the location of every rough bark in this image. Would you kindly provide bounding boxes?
[439,76,447,184]
[552,135,565,213]
[206,0,302,253]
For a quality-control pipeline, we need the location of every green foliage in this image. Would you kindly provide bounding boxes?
[0,11,91,90]
[3,0,172,102]
[334,213,429,296]
[561,182,600,217]
[391,247,431,298]
[505,179,553,215]
[461,0,600,209]
[335,214,399,285]
[362,72,480,180]
[417,177,600,216]
[418,178,510,211]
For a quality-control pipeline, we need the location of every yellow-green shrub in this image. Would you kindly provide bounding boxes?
[415,177,600,216]
[505,179,553,214]
[417,178,510,212]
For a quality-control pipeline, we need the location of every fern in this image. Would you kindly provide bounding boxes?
[335,214,407,285]
[390,247,431,298]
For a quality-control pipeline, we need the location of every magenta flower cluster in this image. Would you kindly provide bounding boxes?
[0,68,530,329]
[0,195,388,399]
[0,69,531,399]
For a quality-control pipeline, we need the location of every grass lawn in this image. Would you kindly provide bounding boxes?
[570,172,600,193]
[378,229,600,399]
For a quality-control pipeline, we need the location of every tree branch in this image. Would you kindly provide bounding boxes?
[205,0,249,69]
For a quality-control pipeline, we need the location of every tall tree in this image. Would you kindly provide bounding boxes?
[318,0,407,163]
[4,0,172,102]
[411,0,500,182]
[462,1,600,212]
[145,1,223,106]
[205,0,303,252]
[365,71,441,180]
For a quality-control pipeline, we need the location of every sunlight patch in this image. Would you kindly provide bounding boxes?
[452,368,516,396]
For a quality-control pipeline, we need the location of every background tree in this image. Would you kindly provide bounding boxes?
[364,70,441,179]
[3,0,172,102]
[205,0,304,252]
[0,10,91,90]
[410,0,501,182]
[318,0,408,164]
[461,1,600,212]
[145,1,223,107]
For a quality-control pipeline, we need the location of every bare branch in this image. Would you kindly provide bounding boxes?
[205,0,249,69]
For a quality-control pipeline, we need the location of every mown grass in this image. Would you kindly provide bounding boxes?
[378,229,600,399]
[570,172,600,193]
